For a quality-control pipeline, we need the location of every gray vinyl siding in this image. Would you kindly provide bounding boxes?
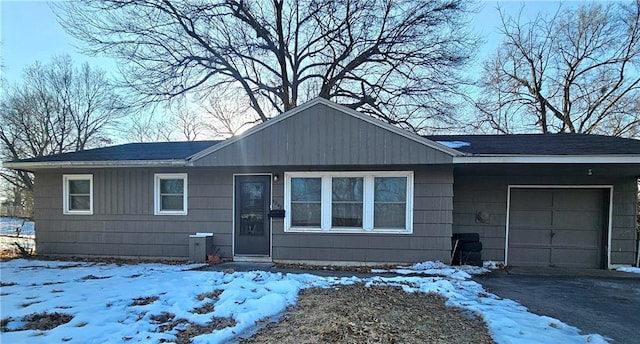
[271,165,454,263]
[34,168,235,259]
[452,174,638,266]
[193,103,452,167]
[33,165,454,263]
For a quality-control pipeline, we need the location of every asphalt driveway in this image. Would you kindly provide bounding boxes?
[473,268,640,344]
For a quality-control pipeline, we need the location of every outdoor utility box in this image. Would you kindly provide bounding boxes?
[188,233,214,262]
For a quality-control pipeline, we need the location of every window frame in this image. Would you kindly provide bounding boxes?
[63,174,94,215]
[154,173,188,215]
[284,171,413,234]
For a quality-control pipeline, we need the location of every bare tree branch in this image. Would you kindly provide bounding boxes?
[476,2,640,137]
[55,0,478,133]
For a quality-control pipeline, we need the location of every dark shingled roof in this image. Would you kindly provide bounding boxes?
[424,134,640,155]
[9,134,640,164]
[13,141,221,163]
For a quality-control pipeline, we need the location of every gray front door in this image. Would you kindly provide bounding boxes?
[508,188,607,268]
[234,175,271,256]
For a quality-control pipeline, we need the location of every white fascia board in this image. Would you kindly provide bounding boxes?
[3,159,190,171]
[453,155,640,164]
[187,97,462,162]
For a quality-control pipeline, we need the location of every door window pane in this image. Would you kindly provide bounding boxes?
[291,178,321,227]
[374,177,406,228]
[239,182,265,235]
[332,177,363,227]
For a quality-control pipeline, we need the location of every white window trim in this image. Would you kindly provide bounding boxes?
[284,171,413,234]
[63,174,93,215]
[154,173,188,215]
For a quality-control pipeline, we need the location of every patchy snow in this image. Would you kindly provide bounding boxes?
[0,217,35,252]
[0,217,35,236]
[483,260,503,270]
[436,140,471,149]
[616,266,640,274]
[371,260,489,280]
[0,259,608,344]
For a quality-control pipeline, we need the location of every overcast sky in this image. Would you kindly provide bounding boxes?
[0,0,585,86]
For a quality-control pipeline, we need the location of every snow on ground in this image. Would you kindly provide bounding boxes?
[0,217,35,252]
[616,266,640,274]
[371,260,489,280]
[0,259,608,344]
[0,217,35,236]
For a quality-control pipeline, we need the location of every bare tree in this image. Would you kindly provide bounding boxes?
[56,0,477,133]
[120,110,175,143]
[0,55,124,193]
[476,2,640,137]
[201,89,257,138]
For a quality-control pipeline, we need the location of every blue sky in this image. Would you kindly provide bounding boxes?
[0,1,579,85]
[0,0,117,83]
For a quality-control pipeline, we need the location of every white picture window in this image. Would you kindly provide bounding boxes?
[154,173,188,215]
[285,172,413,233]
[63,174,93,215]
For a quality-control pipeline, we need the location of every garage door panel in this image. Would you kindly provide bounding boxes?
[510,210,552,228]
[511,190,553,209]
[508,247,550,267]
[553,229,599,247]
[510,228,550,245]
[509,188,606,269]
[551,248,600,268]
[552,211,602,230]
[553,190,603,211]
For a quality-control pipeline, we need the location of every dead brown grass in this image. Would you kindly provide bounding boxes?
[130,296,159,306]
[1,312,73,332]
[196,290,223,301]
[241,284,495,344]
[191,303,215,314]
[81,274,111,280]
[152,312,236,344]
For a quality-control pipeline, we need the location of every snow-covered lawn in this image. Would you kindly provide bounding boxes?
[0,217,35,252]
[0,217,35,236]
[0,259,608,344]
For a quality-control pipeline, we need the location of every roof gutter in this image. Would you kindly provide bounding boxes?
[453,155,640,164]
[2,159,191,171]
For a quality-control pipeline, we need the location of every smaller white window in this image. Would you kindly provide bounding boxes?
[154,173,188,215]
[63,174,93,215]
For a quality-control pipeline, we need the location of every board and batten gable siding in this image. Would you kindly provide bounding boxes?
[270,165,454,263]
[192,103,453,167]
[34,168,235,259]
[451,174,637,266]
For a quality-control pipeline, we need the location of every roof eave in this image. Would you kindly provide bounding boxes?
[453,155,640,164]
[2,159,190,171]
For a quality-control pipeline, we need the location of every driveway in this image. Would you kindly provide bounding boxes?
[473,268,640,344]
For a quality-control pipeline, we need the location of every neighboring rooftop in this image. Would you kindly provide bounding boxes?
[11,141,221,163]
[425,134,640,155]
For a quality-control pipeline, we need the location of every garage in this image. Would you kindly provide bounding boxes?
[507,187,610,268]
